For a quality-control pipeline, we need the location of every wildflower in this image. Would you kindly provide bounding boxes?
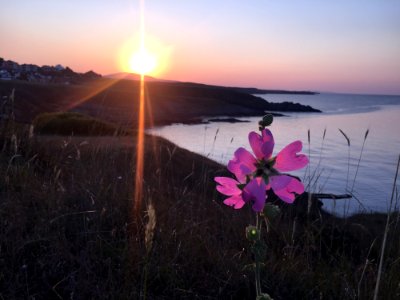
[227,128,308,204]
[214,117,301,300]
[215,176,266,211]
[226,147,257,183]
[246,128,308,173]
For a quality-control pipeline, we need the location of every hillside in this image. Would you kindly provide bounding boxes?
[106,72,317,94]
[0,126,398,299]
[0,79,320,128]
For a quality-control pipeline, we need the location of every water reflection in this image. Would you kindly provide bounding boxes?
[149,99,400,216]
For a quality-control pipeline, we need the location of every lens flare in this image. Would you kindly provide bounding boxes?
[118,33,172,78]
[134,73,145,218]
[129,47,157,75]
[133,0,146,220]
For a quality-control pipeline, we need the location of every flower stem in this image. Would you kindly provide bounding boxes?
[255,213,262,297]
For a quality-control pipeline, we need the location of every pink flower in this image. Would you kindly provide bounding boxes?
[228,129,308,204]
[215,177,244,209]
[273,141,309,172]
[227,147,257,183]
[270,175,305,203]
[248,129,308,172]
[242,177,267,211]
[215,177,267,212]
[248,128,275,160]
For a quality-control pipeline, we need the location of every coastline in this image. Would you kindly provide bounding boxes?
[0,79,321,129]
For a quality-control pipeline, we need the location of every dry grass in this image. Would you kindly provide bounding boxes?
[1,109,400,299]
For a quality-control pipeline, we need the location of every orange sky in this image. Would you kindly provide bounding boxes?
[1,1,400,94]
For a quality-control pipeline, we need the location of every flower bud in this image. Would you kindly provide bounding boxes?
[262,114,273,126]
[246,225,260,241]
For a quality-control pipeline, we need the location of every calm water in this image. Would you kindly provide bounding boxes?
[149,93,400,215]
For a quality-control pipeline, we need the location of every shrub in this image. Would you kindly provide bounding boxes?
[32,111,128,136]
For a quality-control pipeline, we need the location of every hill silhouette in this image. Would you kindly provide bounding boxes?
[105,72,177,83]
[0,78,320,128]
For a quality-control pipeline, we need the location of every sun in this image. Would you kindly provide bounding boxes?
[128,47,157,76]
[118,35,171,77]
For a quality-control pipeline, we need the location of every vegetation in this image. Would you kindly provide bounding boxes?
[0,79,319,129]
[32,111,129,136]
[0,94,399,299]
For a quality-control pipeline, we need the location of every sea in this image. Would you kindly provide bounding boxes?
[149,93,400,216]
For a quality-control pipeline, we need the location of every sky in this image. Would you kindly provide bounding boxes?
[1,0,400,95]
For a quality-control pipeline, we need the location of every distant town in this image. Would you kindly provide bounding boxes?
[0,58,101,84]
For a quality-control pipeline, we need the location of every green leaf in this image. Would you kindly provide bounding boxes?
[263,203,280,220]
[257,293,274,300]
[262,174,269,185]
[237,183,246,190]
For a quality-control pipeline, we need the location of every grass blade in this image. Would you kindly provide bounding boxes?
[351,128,369,193]
[338,128,350,146]
[339,128,351,193]
[373,154,400,300]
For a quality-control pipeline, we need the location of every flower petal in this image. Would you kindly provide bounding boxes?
[243,178,267,212]
[249,129,274,160]
[274,141,308,172]
[227,147,257,182]
[270,175,305,203]
[215,177,241,196]
[223,195,246,209]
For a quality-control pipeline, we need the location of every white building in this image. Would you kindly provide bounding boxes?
[55,64,65,71]
[0,70,12,80]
